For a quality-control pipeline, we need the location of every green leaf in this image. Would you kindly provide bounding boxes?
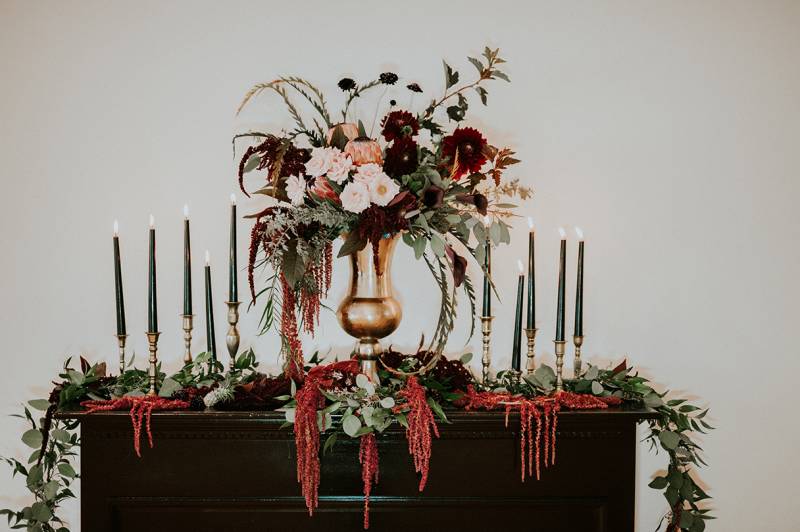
[28,400,51,412]
[534,365,556,388]
[158,377,181,398]
[460,352,473,364]
[467,56,484,74]
[659,430,681,450]
[281,241,307,288]
[338,231,368,258]
[379,397,395,409]
[323,432,338,454]
[648,476,668,489]
[427,397,449,423]
[665,486,679,506]
[51,428,71,443]
[680,512,694,529]
[443,61,459,89]
[584,365,599,380]
[57,463,76,479]
[591,381,604,395]
[668,468,684,489]
[42,480,59,501]
[67,370,84,385]
[430,233,445,257]
[396,412,409,429]
[644,392,664,408]
[30,502,51,523]
[21,429,43,449]
[412,237,426,259]
[342,414,361,437]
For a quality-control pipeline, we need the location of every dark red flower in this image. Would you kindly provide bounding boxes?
[406,83,423,93]
[380,110,419,142]
[456,193,488,216]
[422,185,444,209]
[441,127,487,179]
[383,136,418,178]
[445,246,468,287]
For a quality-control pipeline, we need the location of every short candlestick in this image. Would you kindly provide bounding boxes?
[525,327,538,374]
[554,339,566,392]
[480,316,493,384]
[146,331,161,397]
[573,335,584,377]
[116,334,128,375]
[225,301,241,370]
[182,314,194,364]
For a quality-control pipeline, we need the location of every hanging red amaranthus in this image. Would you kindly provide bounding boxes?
[397,376,439,491]
[293,360,361,516]
[80,396,190,457]
[359,432,380,530]
[464,387,616,482]
[299,242,334,335]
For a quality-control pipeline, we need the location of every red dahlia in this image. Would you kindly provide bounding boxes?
[380,110,419,142]
[441,127,487,179]
[383,136,418,178]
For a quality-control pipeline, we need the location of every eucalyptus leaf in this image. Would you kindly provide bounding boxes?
[21,429,42,449]
[460,352,473,364]
[158,377,181,398]
[57,463,76,479]
[591,381,604,395]
[342,414,361,437]
[584,365,599,381]
[27,400,51,412]
[659,430,681,450]
[379,397,395,409]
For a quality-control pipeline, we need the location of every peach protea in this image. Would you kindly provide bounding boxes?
[345,137,383,166]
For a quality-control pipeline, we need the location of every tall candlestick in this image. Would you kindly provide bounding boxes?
[526,217,536,329]
[205,251,217,363]
[555,227,567,342]
[511,260,524,371]
[147,215,158,333]
[113,221,126,336]
[229,194,238,303]
[574,228,584,337]
[183,205,192,316]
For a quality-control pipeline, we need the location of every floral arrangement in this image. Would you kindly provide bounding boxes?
[2,351,713,532]
[235,47,529,376]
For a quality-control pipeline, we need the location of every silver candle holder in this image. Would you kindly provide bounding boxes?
[181,314,194,364]
[525,327,538,374]
[225,301,241,370]
[480,316,493,384]
[116,334,128,375]
[573,335,584,377]
[554,339,566,392]
[146,331,160,397]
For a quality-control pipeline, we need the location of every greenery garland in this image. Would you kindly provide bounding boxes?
[2,352,713,532]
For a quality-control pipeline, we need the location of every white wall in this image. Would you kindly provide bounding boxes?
[1,1,798,530]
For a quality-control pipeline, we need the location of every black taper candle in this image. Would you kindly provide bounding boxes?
[482,235,491,317]
[205,253,217,361]
[511,265,524,371]
[113,222,126,336]
[229,195,238,302]
[147,216,158,333]
[555,231,567,342]
[574,235,584,337]
[526,223,536,329]
[183,207,192,315]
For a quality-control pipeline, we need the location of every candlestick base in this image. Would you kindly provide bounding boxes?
[524,328,538,374]
[146,331,161,397]
[225,302,241,371]
[573,335,584,378]
[181,315,194,365]
[116,334,128,375]
[553,340,566,392]
[480,316,493,384]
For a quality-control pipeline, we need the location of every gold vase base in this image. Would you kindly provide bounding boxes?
[352,337,381,382]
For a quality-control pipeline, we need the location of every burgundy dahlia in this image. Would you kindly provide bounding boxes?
[383,136,418,178]
[380,110,420,142]
[441,127,487,179]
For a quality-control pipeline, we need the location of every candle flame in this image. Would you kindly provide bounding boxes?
[184,204,189,219]
[558,227,566,239]
[527,217,534,230]
[205,250,210,265]
[230,193,236,205]
[113,220,119,236]
[517,259,524,273]
[149,214,155,229]
[575,227,584,240]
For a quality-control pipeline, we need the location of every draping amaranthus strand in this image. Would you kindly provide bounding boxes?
[299,245,333,336]
[464,387,617,482]
[80,396,190,457]
[280,274,304,380]
[359,432,380,530]
[294,360,361,516]
[397,376,439,491]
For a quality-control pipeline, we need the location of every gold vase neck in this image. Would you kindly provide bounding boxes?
[344,233,399,298]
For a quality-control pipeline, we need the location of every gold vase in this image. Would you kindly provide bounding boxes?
[336,234,402,381]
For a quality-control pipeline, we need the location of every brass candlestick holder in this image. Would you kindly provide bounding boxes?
[225,301,241,370]
[480,316,493,384]
[116,334,128,374]
[525,327,538,374]
[181,314,194,364]
[554,339,566,392]
[146,331,160,397]
[573,335,584,377]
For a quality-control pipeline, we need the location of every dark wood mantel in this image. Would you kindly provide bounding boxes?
[58,407,656,532]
